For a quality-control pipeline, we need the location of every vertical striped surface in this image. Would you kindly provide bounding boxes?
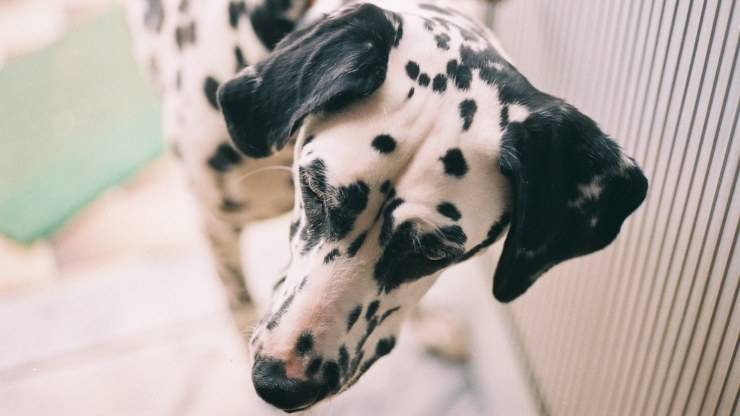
[492,1,739,414]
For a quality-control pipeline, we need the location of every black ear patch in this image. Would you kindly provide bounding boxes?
[218,4,398,158]
[493,102,648,302]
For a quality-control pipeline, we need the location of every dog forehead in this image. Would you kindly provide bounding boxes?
[290,1,518,263]
[294,9,511,170]
[298,98,505,201]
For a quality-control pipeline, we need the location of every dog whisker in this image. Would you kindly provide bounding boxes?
[237,165,293,183]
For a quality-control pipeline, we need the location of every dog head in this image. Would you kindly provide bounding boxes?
[218,3,647,412]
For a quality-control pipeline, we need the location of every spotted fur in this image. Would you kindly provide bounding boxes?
[127,0,647,412]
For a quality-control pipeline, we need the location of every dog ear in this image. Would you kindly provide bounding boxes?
[493,102,648,302]
[217,4,398,158]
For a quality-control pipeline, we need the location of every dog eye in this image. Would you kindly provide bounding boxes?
[417,226,467,262]
[422,246,449,261]
[418,237,457,262]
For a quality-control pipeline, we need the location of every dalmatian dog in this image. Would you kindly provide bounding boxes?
[127,0,648,412]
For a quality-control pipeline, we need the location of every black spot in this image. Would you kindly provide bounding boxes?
[365,300,380,321]
[488,214,511,242]
[380,180,392,194]
[376,336,396,357]
[418,73,431,87]
[348,350,365,381]
[432,17,452,31]
[372,134,397,154]
[144,0,164,32]
[457,45,541,104]
[203,76,220,110]
[338,345,350,375]
[289,219,300,240]
[296,332,314,356]
[459,99,477,131]
[440,148,469,178]
[422,17,435,31]
[352,336,396,380]
[379,306,401,324]
[406,61,420,80]
[207,143,242,172]
[266,293,294,330]
[437,202,462,221]
[500,105,510,130]
[298,275,309,291]
[326,181,370,241]
[304,135,316,147]
[324,248,341,264]
[407,87,415,98]
[323,361,341,392]
[228,1,247,29]
[379,198,405,246]
[459,27,479,42]
[234,46,248,71]
[434,33,451,50]
[175,22,197,50]
[459,212,512,262]
[357,359,375,380]
[347,305,362,332]
[432,74,448,93]
[272,275,287,292]
[178,0,189,12]
[348,231,368,257]
[306,357,323,377]
[446,60,472,90]
[356,317,378,353]
[419,3,453,15]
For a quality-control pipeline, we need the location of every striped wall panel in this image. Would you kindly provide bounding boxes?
[491,1,739,414]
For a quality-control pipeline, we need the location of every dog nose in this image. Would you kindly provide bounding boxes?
[252,358,323,412]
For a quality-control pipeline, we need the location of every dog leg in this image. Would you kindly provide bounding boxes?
[202,207,256,329]
[175,135,294,336]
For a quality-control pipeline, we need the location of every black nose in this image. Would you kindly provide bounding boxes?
[252,359,323,412]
